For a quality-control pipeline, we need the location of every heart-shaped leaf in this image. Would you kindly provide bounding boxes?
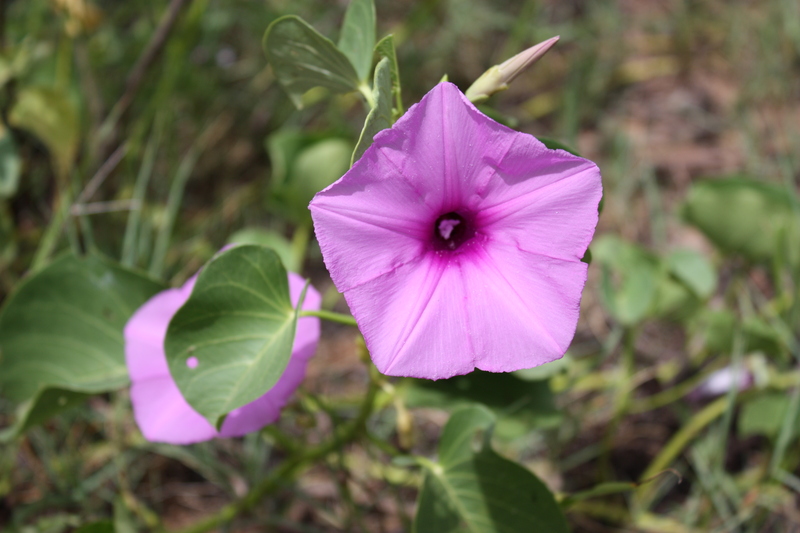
[0,253,165,402]
[592,235,659,325]
[413,405,569,533]
[165,245,302,429]
[264,15,361,108]
[682,177,800,266]
[351,56,392,165]
[338,0,376,81]
[666,249,717,299]
[227,228,300,273]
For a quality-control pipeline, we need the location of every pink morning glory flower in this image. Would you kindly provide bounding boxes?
[124,271,321,444]
[309,82,601,380]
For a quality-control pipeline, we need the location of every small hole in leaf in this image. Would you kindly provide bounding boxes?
[187,356,199,369]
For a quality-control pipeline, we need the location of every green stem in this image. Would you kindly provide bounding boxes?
[631,385,773,514]
[290,223,310,271]
[713,331,743,475]
[170,364,379,533]
[770,386,800,476]
[31,187,73,270]
[358,82,375,109]
[261,426,299,455]
[299,309,358,327]
[629,367,717,414]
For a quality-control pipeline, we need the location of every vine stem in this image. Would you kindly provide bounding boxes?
[299,309,358,327]
[169,363,379,533]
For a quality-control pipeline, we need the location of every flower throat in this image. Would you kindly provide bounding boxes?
[433,212,474,251]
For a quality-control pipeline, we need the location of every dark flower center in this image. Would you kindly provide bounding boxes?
[432,212,474,251]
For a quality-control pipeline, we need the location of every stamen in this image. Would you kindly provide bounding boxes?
[432,212,473,251]
[438,218,461,240]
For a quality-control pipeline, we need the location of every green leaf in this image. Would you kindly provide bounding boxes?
[8,85,79,181]
[268,134,353,223]
[404,370,561,435]
[227,228,299,273]
[0,253,164,402]
[514,357,569,381]
[594,236,704,323]
[592,235,659,325]
[293,138,353,198]
[13,513,81,533]
[264,15,361,109]
[0,388,91,443]
[690,309,785,358]
[266,130,308,188]
[165,245,301,429]
[666,249,717,299]
[74,521,115,533]
[739,393,800,439]
[114,496,138,533]
[413,406,569,533]
[374,34,402,114]
[741,317,786,358]
[537,136,581,156]
[351,57,393,165]
[651,273,697,321]
[0,125,21,198]
[690,309,736,354]
[682,177,800,266]
[0,202,16,270]
[338,0,376,81]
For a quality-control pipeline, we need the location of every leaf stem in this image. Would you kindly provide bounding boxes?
[358,81,375,109]
[299,309,358,327]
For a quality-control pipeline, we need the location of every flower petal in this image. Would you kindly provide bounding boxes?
[345,254,474,380]
[477,136,602,262]
[310,147,432,293]
[130,376,217,444]
[374,82,516,212]
[466,240,587,372]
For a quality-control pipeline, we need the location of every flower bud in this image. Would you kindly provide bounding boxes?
[465,36,560,103]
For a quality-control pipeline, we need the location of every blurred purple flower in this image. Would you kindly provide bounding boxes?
[310,82,602,379]
[693,365,753,399]
[124,271,321,444]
